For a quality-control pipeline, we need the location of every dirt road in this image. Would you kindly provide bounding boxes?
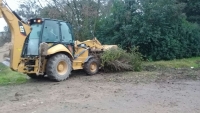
[0,71,199,113]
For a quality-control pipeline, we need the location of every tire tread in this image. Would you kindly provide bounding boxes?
[46,54,72,82]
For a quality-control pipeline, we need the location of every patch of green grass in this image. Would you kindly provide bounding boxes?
[0,63,28,85]
[144,57,200,69]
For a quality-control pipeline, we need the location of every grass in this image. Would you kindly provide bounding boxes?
[0,63,28,85]
[0,56,199,85]
[143,57,200,69]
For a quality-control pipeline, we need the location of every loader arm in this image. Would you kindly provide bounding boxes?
[0,0,30,70]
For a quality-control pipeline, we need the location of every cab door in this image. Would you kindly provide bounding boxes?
[42,20,60,43]
[60,22,74,55]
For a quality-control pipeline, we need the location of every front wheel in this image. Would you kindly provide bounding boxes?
[83,58,100,75]
[46,53,72,82]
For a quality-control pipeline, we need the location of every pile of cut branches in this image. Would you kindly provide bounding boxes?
[100,47,143,72]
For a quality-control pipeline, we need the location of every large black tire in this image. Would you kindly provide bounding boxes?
[84,58,100,75]
[46,53,72,82]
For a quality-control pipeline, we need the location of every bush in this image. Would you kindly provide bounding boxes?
[96,0,200,61]
[100,47,143,72]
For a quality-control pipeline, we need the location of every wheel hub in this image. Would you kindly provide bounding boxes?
[58,65,64,71]
[57,61,68,75]
[90,62,97,72]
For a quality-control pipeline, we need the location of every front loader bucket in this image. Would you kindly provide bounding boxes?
[102,45,118,51]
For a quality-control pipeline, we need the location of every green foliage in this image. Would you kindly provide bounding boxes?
[179,0,200,24]
[0,63,27,85]
[15,0,200,61]
[100,47,143,72]
[96,0,200,61]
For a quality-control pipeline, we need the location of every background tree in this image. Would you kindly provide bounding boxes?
[39,0,102,40]
[0,26,11,46]
[13,0,200,61]
[96,0,200,60]
[178,0,200,24]
[16,0,42,21]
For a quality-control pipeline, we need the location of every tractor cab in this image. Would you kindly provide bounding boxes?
[22,18,74,57]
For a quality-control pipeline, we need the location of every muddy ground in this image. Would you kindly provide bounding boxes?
[0,68,200,113]
[0,43,200,113]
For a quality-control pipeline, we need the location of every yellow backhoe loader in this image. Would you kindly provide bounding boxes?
[0,0,117,81]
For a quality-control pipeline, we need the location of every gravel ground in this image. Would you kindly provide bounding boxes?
[0,70,200,113]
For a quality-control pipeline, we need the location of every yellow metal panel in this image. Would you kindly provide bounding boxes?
[72,47,89,70]
[75,38,103,50]
[41,59,47,72]
[47,44,73,58]
[0,2,31,71]
[74,38,118,52]
[17,58,39,74]
[48,43,54,47]
[34,59,39,74]
[0,7,2,18]
[72,61,83,70]
[17,60,25,72]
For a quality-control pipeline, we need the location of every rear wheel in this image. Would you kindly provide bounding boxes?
[84,58,100,75]
[46,53,72,82]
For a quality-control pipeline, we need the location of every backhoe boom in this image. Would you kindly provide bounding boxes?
[0,0,30,70]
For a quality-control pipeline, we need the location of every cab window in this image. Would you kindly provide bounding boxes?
[60,22,73,43]
[42,20,60,42]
